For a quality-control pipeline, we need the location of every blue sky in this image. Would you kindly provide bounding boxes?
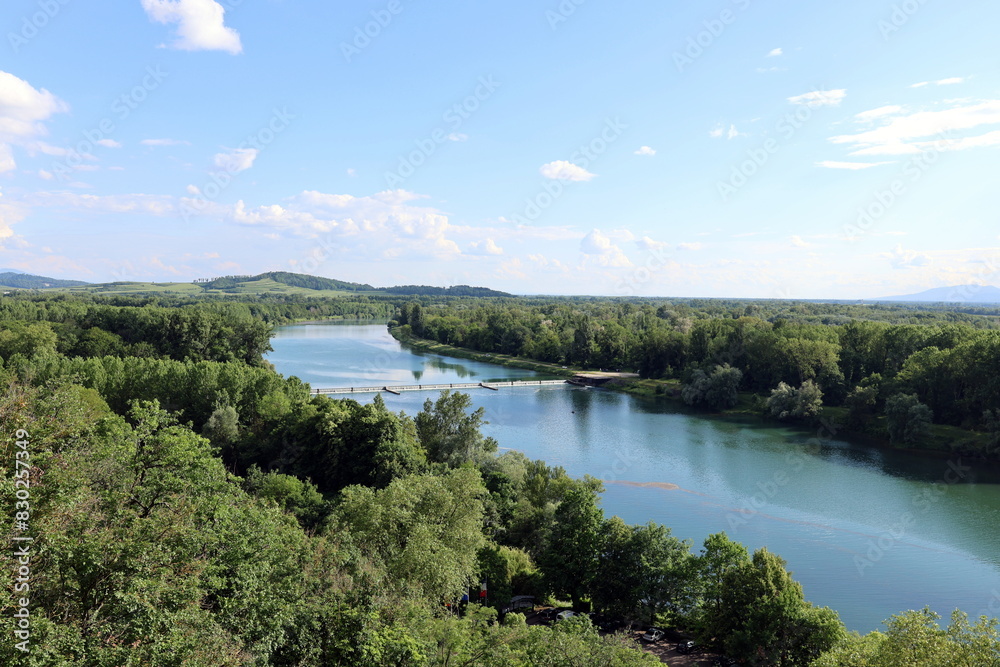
[1,0,998,298]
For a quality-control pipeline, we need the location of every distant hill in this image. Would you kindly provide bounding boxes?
[200,272,375,292]
[876,285,1000,304]
[198,272,510,296]
[15,270,511,297]
[0,272,91,289]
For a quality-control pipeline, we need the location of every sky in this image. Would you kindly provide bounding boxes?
[0,0,998,298]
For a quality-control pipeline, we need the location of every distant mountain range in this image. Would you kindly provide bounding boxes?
[0,270,512,297]
[876,284,1000,304]
[0,272,91,289]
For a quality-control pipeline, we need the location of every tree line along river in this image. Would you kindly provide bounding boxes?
[266,320,1000,633]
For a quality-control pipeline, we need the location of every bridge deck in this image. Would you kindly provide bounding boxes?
[312,379,568,395]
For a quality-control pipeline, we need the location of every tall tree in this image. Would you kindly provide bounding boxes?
[416,390,498,467]
[539,481,605,609]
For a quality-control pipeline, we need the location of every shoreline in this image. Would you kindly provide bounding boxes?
[388,325,996,465]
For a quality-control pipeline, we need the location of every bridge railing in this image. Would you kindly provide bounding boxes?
[312,379,568,395]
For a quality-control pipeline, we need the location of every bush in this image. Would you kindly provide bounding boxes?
[681,364,743,410]
[766,380,824,421]
[885,393,933,445]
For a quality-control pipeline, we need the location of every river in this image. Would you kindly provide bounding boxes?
[266,320,1000,633]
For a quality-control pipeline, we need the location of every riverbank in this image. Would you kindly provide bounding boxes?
[389,326,994,463]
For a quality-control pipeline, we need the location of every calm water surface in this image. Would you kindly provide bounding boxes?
[267,321,1000,632]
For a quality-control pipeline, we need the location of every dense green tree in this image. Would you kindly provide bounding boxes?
[693,532,751,643]
[591,517,694,622]
[332,467,488,602]
[538,481,604,610]
[767,379,824,421]
[716,548,844,664]
[885,393,933,445]
[416,390,498,467]
[244,465,329,530]
[682,363,743,410]
[814,608,1000,667]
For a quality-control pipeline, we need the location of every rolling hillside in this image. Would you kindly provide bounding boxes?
[2,270,510,298]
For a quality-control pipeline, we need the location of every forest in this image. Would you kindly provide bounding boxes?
[2,290,999,666]
[395,297,1000,459]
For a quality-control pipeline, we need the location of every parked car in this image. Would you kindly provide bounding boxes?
[640,627,665,643]
[555,610,577,622]
[676,640,697,654]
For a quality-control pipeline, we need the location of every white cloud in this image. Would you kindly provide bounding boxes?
[447,133,468,142]
[710,124,743,140]
[539,160,595,182]
[933,130,1000,151]
[0,187,24,242]
[677,242,703,251]
[580,229,631,267]
[141,0,243,54]
[213,147,258,174]
[96,139,121,148]
[468,238,503,255]
[636,236,669,252]
[855,105,904,121]
[883,244,931,270]
[788,89,847,108]
[346,168,357,177]
[830,100,1000,156]
[790,235,811,248]
[208,189,464,260]
[634,145,656,156]
[0,70,69,172]
[911,77,966,88]
[38,169,53,180]
[142,138,190,146]
[0,144,15,173]
[29,191,177,216]
[767,48,783,57]
[816,160,893,170]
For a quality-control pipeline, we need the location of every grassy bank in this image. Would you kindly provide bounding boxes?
[389,326,996,462]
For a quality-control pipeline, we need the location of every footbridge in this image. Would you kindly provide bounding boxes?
[312,379,569,395]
